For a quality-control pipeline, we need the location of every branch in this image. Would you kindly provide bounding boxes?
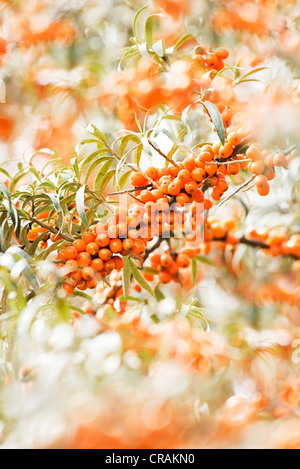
[27,215,74,243]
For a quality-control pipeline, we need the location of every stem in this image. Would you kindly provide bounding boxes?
[27,215,74,243]
[148,140,180,169]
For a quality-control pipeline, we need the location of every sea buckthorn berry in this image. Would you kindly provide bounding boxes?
[161,254,173,268]
[123,238,134,251]
[176,254,191,268]
[185,180,198,194]
[73,239,87,253]
[168,181,182,196]
[77,279,87,291]
[145,166,158,180]
[99,249,112,261]
[152,189,164,200]
[193,189,205,203]
[198,151,212,164]
[227,132,242,146]
[246,145,262,161]
[158,168,169,178]
[191,167,206,182]
[86,242,99,257]
[131,172,148,187]
[140,190,155,203]
[216,48,229,60]
[86,278,97,290]
[65,260,78,272]
[64,246,79,260]
[71,270,82,283]
[205,52,218,67]
[160,178,172,194]
[219,143,233,159]
[91,258,104,272]
[77,252,92,268]
[176,193,190,206]
[110,239,123,254]
[205,164,218,177]
[250,160,265,175]
[168,166,180,178]
[104,259,116,273]
[204,199,213,210]
[62,282,75,296]
[107,225,119,239]
[194,45,206,55]
[158,271,173,284]
[178,169,191,183]
[222,108,233,124]
[96,234,110,248]
[82,267,95,281]
[183,157,196,172]
[255,175,270,196]
[113,256,125,270]
[273,153,288,168]
[128,229,140,240]
[82,232,96,245]
[265,167,275,181]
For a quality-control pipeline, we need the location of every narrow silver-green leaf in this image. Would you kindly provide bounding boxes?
[203,101,226,146]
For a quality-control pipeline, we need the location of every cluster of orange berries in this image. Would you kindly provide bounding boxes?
[57,228,129,295]
[193,45,229,72]
[244,228,300,265]
[149,250,196,284]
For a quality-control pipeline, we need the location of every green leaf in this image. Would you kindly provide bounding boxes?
[145,15,157,48]
[97,169,115,195]
[195,255,215,266]
[75,185,88,228]
[154,286,165,302]
[129,258,155,297]
[192,258,197,284]
[94,160,114,191]
[203,101,226,146]
[133,5,149,39]
[118,170,132,190]
[122,256,132,297]
[174,33,195,50]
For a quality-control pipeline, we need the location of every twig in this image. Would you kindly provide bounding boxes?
[215,175,256,210]
[27,215,74,243]
[148,140,180,169]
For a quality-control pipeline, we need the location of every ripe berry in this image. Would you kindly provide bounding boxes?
[86,242,99,257]
[99,249,112,261]
[110,239,123,254]
[183,157,196,172]
[91,258,104,272]
[176,254,191,268]
[82,232,96,245]
[73,239,86,253]
[64,246,78,260]
[77,252,92,268]
[96,234,110,248]
[82,267,95,281]
[131,172,148,187]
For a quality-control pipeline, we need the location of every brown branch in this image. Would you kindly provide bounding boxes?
[27,215,74,243]
[148,140,180,168]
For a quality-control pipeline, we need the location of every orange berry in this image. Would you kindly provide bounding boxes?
[110,238,123,254]
[246,145,262,161]
[219,143,233,159]
[64,246,79,260]
[250,160,265,175]
[62,282,75,295]
[77,252,92,268]
[205,52,218,67]
[131,172,148,187]
[168,181,181,196]
[77,280,87,291]
[145,166,158,180]
[176,254,191,268]
[73,239,86,253]
[99,249,112,261]
[178,169,191,184]
[113,256,125,270]
[132,239,146,256]
[183,157,196,172]
[70,270,83,283]
[185,180,198,194]
[161,254,173,268]
[273,153,287,168]
[104,259,116,273]
[216,48,229,60]
[123,238,134,251]
[86,278,97,289]
[86,242,99,257]
[227,132,241,146]
[91,258,104,272]
[82,232,96,245]
[191,167,206,182]
[152,189,164,200]
[255,175,270,196]
[82,267,95,281]
[193,189,205,203]
[96,234,110,248]
[176,193,190,206]
[158,271,173,284]
[107,225,119,239]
